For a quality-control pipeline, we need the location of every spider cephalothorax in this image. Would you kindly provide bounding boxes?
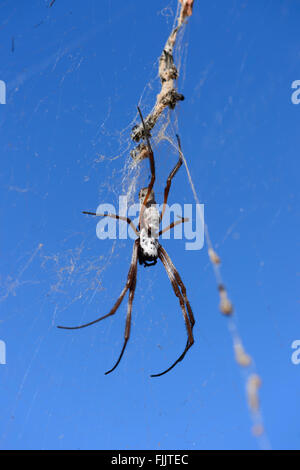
[58,107,195,377]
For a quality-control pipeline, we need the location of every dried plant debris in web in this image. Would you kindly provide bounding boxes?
[130,0,194,162]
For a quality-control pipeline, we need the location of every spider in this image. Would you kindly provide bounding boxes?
[58,108,195,377]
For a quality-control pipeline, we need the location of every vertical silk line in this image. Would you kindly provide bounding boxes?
[170,1,270,450]
[179,145,270,448]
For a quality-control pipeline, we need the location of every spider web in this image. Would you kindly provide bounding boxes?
[0,0,298,451]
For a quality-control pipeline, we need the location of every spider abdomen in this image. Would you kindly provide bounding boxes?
[139,228,159,266]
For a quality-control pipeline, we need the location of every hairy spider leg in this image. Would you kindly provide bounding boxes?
[82,211,139,237]
[160,134,183,221]
[150,245,194,377]
[105,255,138,375]
[137,106,156,228]
[159,217,189,236]
[159,245,195,329]
[57,240,139,331]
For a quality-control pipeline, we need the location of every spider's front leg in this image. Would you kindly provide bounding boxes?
[160,134,183,221]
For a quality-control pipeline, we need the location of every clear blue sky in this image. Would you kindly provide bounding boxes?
[0,0,299,450]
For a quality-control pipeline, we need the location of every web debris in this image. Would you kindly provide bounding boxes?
[0,243,43,303]
[130,0,193,163]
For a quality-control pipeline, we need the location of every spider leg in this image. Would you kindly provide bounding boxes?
[57,240,139,330]
[82,211,139,237]
[105,263,137,375]
[160,134,183,221]
[159,217,189,236]
[150,246,194,377]
[137,106,156,226]
[159,245,195,329]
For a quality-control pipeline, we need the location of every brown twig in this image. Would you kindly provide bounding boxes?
[130,0,194,161]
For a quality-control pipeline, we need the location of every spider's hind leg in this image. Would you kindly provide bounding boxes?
[105,240,139,375]
[57,239,139,368]
[150,244,195,378]
[159,245,195,329]
[105,275,137,375]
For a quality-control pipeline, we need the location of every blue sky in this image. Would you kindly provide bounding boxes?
[0,0,299,450]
